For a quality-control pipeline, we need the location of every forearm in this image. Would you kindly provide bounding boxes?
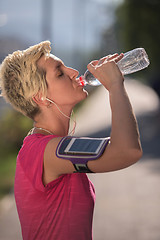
[109,82,142,153]
[87,55,142,173]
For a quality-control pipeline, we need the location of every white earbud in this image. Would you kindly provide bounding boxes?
[41,97,54,103]
[46,97,54,104]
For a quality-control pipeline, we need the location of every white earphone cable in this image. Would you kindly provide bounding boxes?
[45,97,76,135]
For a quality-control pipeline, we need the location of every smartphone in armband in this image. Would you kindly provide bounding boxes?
[56,136,110,173]
[64,137,107,155]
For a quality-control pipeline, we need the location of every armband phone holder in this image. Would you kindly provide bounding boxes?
[56,136,110,173]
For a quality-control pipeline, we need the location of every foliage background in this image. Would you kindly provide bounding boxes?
[0,109,32,198]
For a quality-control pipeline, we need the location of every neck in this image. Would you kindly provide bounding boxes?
[34,105,74,136]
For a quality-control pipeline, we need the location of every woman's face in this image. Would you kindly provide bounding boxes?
[37,54,88,107]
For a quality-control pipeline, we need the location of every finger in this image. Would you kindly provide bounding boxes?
[98,55,111,65]
[87,60,99,72]
[105,53,119,62]
[114,53,124,63]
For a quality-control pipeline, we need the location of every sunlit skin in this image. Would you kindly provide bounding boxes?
[30,52,142,184]
[43,54,88,105]
[3,40,143,240]
[33,54,88,136]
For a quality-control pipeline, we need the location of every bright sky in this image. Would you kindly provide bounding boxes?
[93,0,124,5]
[0,0,124,68]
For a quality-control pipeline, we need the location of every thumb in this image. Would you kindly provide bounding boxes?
[87,60,98,73]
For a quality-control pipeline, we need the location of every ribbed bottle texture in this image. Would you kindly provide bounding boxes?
[81,48,150,86]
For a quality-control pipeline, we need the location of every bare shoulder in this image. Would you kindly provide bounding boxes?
[45,136,62,154]
[43,137,75,185]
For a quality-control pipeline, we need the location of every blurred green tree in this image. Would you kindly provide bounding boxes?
[0,109,32,155]
[0,109,32,198]
[116,0,160,78]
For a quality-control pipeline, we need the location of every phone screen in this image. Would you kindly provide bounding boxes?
[64,138,106,155]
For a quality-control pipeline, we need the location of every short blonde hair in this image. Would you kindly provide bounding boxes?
[0,41,51,119]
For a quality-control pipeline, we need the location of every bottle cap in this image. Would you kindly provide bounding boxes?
[79,76,85,86]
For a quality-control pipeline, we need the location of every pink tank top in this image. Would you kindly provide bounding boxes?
[14,134,95,240]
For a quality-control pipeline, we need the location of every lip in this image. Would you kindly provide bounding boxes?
[76,82,84,88]
[73,79,82,89]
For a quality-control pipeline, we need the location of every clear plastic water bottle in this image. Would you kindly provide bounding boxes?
[80,48,150,86]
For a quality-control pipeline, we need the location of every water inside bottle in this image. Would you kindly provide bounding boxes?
[84,70,101,86]
[117,48,150,75]
[87,78,101,86]
[123,58,149,75]
[81,48,150,86]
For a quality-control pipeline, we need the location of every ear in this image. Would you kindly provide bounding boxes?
[32,93,47,106]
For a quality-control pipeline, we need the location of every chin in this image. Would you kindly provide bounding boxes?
[81,89,88,100]
[75,90,88,105]
[83,88,88,97]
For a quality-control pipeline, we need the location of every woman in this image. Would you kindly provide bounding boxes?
[0,41,142,240]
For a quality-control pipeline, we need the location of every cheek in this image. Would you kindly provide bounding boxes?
[48,82,87,105]
[48,86,73,104]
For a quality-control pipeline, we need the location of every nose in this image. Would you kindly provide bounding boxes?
[67,67,79,80]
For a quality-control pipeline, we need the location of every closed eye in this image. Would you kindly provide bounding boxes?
[57,71,64,77]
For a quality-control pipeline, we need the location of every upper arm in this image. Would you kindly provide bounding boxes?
[43,136,142,185]
[43,137,75,185]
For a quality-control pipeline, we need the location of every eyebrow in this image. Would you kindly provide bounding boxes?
[53,59,63,71]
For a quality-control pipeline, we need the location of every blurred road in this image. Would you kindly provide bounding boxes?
[0,79,160,240]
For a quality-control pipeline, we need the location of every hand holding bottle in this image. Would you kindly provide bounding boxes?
[87,53,124,91]
[80,48,150,86]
